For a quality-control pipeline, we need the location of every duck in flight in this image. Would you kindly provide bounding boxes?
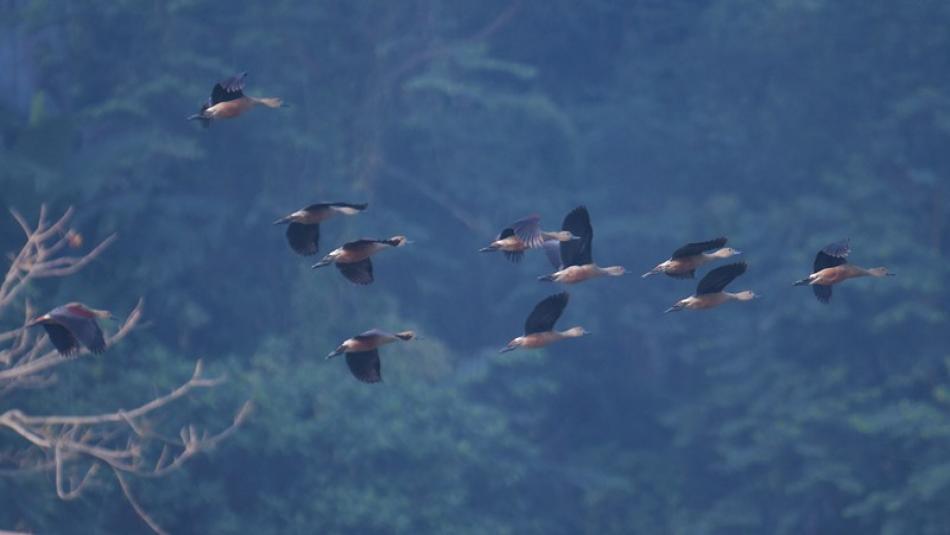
[327,329,416,383]
[273,202,368,256]
[642,237,741,279]
[665,262,756,313]
[188,72,284,127]
[480,214,577,263]
[500,292,589,353]
[26,302,112,356]
[794,239,894,303]
[312,236,410,285]
[538,206,626,284]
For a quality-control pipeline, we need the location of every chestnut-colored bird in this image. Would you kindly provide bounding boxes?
[188,72,284,127]
[665,262,756,313]
[26,303,112,356]
[273,202,368,256]
[642,237,741,279]
[538,206,626,284]
[312,236,410,285]
[480,214,577,263]
[794,239,894,303]
[327,329,416,383]
[500,292,589,353]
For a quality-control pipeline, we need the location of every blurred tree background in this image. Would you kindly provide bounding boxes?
[2,0,949,533]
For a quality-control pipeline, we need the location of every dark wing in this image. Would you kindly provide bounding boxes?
[503,251,524,263]
[813,285,833,303]
[559,206,593,267]
[286,223,320,256]
[210,72,247,105]
[345,350,382,383]
[696,262,747,295]
[672,237,728,259]
[510,215,544,249]
[813,239,850,273]
[497,227,516,240]
[542,240,562,270]
[336,259,374,285]
[353,328,391,341]
[665,270,695,280]
[48,312,106,354]
[42,323,79,356]
[341,239,384,251]
[524,292,570,335]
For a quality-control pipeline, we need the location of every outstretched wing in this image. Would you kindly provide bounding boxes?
[524,292,570,335]
[813,239,850,273]
[672,237,727,259]
[696,262,747,295]
[510,215,544,249]
[210,72,247,105]
[286,223,320,256]
[345,349,382,383]
[813,285,833,303]
[336,259,374,285]
[42,323,79,356]
[48,312,106,354]
[542,240,562,270]
[559,206,593,267]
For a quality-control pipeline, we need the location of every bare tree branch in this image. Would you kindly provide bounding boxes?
[0,207,249,535]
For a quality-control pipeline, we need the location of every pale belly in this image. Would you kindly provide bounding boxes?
[209,99,253,119]
[687,293,730,310]
[521,332,560,348]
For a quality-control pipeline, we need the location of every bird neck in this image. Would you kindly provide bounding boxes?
[706,248,733,259]
[599,265,626,277]
[543,230,574,242]
[559,326,586,338]
[727,290,756,302]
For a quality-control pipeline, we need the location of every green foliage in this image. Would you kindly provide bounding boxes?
[2,0,949,533]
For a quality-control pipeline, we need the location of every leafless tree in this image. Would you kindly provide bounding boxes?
[0,206,251,535]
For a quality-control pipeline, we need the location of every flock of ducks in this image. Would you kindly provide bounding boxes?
[23,73,896,384]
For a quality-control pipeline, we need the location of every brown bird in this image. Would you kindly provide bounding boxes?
[642,237,741,279]
[665,262,756,313]
[480,215,577,263]
[538,206,626,284]
[794,239,894,303]
[327,329,416,383]
[500,292,589,353]
[26,303,112,356]
[273,202,368,256]
[188,72,284,127]
[312,236,410,285]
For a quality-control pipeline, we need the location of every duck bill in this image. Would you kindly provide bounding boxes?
[312,258,333,269]
[498,344,517,353]
[663,306,682,314]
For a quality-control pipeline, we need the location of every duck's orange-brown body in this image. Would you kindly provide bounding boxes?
[795,239,894,303]
[542,264,625,284]
[204,96,282,120]
[643,238,740,279]
[189,72,284,126]
[665,262,755,313]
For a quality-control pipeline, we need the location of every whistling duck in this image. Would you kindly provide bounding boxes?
[642,237,741,279]
[665,262,756,313]
[500,292,589,353]
[312,236,409,285]
[480,214,577,263]
[327,329,416,383]
[188,72,284,127]
[273,202,368,256]
[794,239,894,303]
[538,206,626,284]
[26,303,112,356]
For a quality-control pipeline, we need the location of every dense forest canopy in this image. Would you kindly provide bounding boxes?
[1,1,949,533]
